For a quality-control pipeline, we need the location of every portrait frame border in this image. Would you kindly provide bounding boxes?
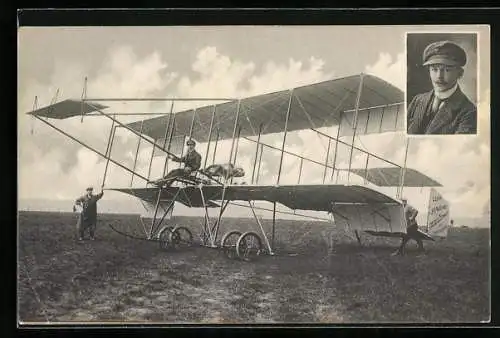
[403,26,487,138]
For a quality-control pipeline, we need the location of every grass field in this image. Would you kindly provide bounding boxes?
[18,210,490,324]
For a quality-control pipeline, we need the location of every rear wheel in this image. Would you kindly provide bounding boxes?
[157,226,174,250]
[220,230,242,259]
[169,226,194,250]
[236,232,263,262]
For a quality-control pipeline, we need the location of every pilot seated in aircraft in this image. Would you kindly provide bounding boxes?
[392,198,425,256]
[151,139,202,187]
[201,163,245,180]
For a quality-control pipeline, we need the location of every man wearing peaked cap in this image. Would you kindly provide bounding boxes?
[407,40,477,135]
[392,197,424,256]
[423,40,467,67]
[74,186,104,241]
[151,138,202,187]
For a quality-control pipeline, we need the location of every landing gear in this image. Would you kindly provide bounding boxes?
[220,230,264,262]
[169,226,194,250]
[157,225,193,251]
[220,230,242,259]
[236,231,263,262]
[158,225,175,250]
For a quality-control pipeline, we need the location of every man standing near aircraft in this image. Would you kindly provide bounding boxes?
[74,186,104,241]
[392,198,425,256]
[151,139,202,187]
[407,40,476,135]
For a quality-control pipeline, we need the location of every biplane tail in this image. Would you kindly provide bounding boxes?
[333,187,451,242]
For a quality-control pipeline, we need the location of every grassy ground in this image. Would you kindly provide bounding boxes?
[17,211,490,324]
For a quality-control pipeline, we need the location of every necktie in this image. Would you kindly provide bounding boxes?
[431,96,443,113]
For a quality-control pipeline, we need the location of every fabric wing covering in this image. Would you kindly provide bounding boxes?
[338,102,404,136]
[110,184,399,211]
[27,99,108,119]
[348,167,442,187]
[332,203,406,233]
[125,74,404,142]
[152,134,187,157]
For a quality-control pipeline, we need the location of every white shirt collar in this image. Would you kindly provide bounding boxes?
[434,83,458,100]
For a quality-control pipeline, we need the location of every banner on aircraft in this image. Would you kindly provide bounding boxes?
[427,188,450,238]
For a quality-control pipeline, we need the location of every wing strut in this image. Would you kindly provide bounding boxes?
[130,119,144,186]
[277,90,294,185]
[80,76,87,123]
[248,201,274,255]
[227,100,242,179]
[160,102,176,178]
[348,73,364,184]
[397,137,411,199]
[251,123,263,184]
[86,102,178,159]
[102,116,117,188]
[203,105,217,169]
[198,186,215,246]
[30,96,38,135]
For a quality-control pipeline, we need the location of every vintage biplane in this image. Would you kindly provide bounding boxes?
[26,73,451,261]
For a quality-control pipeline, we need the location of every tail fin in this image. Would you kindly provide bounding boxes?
[426,188,451,238]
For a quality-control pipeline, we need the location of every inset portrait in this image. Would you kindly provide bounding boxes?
[406,32,478,135]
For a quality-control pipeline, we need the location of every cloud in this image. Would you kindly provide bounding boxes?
[18,45,178,199]
[248,56,329,95]
[456,180,476,195]
[365,52,405,90]
[91,46,176,98]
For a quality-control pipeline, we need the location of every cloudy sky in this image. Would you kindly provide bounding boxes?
[18,25,490,219]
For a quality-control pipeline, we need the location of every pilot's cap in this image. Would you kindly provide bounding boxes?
[186,139,196,146]
[422,40,467,67]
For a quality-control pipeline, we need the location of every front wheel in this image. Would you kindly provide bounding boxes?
[169,226,194,250]
[157,226,175,251]
[220,230,242,259]
[236,232,263,262]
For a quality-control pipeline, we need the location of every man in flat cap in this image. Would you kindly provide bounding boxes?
[74,186,104,241]
[392,197,425,256]
[151,139,202,187]
[407,40,477,135]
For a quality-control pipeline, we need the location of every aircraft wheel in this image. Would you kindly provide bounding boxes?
[157,226,175,251]
[220,230,242,259]
[169,226,194,250]
[236,231,263,262]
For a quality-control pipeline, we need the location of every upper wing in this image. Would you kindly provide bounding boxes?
[125,74,404,143]
[24,75,404,143]
[27,99,108,119]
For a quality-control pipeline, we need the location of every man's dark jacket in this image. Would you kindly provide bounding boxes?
[407,86,477,135]
[178,150,202,171]
[76,192,104,221]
